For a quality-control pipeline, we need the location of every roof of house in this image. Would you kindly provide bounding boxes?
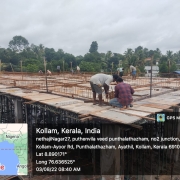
[145,66,159,71]
[173,71,180,74]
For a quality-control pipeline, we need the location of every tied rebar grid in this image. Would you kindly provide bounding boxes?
[1,73,180,101]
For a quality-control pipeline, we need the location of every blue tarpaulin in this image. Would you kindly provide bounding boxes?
[173,71,180,74]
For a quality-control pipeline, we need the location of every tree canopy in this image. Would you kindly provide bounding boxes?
[9,36,29,52]
[0,36,179,74]
[89,41,98,53]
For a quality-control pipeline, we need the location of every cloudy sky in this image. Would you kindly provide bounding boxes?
[0,0,180,56]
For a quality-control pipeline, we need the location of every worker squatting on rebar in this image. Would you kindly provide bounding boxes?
[109,77,134,109]
[89,73,119,106]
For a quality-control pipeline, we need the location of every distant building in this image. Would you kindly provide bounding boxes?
[145,66,159,77]
[173,71,180,77]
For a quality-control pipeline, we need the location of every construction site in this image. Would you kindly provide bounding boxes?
[0,72,180,180]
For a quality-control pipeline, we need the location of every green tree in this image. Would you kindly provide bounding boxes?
[124,48,134,66]
[170,63,177,72]
[159,63,168,73]
[9,36,29,52]
[143,48,149,58]
[63,53,76,68]
[26,64,39,72]
[152,48,162,65]
[89,41,98,53]
[54,49,64,60]
[31,44,45,60]
[79,61,101,72]
[45,48,56,62]
[135,46,143,53]
[84,52,101,63]
[166,50,175,72]
[75,55,84,65]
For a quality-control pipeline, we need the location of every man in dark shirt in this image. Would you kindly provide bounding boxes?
[109,77,134,108]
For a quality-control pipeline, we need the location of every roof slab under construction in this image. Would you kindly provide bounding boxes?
[0,72,180,180]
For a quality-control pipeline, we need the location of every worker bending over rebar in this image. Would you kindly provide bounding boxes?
[90,73,119,106]
[47,70,52,76]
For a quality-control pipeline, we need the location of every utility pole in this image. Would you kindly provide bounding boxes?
[10,63,14,72]
[63,61,64,72]
[63,60,64,78]
[0,59,1,74]
[150,56,153,98]
[111,62,114,74]
[44,57,48,92]
[168,59,170,78]
[20,61,23,80]
[119,60,122,67]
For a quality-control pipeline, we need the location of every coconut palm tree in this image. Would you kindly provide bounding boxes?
[166,50,174,73]
[124,48,134,66]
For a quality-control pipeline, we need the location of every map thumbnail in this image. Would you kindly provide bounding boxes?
[0,123,28,175]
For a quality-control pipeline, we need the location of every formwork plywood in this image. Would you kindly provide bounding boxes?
[23,94,61,101]
[77,83,91,87]
[110,108,151,116]
[0,87,40,97]
[40,98,84,106]
[134,91,149,96]
[57,103,111,115]
[91,109,141,124]
[142,103,171,109]
[156,94,180,99]
[141,98,178,106]
[39,97,72,104]
[14,91,40,97]
[168,90,180,95]
[133,101,150,105]
[134,89,170,96]
[0,88,20,92]
[131,105,162,113]
[0,85,9,88]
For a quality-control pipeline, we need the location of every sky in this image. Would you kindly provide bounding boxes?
[0,0,180,56]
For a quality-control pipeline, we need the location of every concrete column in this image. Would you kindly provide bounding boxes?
[14,99,23,123]
[101,124,121,180]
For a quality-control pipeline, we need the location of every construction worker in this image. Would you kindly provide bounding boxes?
[117,67,124,77]
[38,70,43,74]
[77,66,80,74]
[47,70,52,76]
[90,73,119,106]
[57,66,60,75]
[130,65,136,80]
[109,77,134,109]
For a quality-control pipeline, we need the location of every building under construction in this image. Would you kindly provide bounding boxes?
[0,72,180,180]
